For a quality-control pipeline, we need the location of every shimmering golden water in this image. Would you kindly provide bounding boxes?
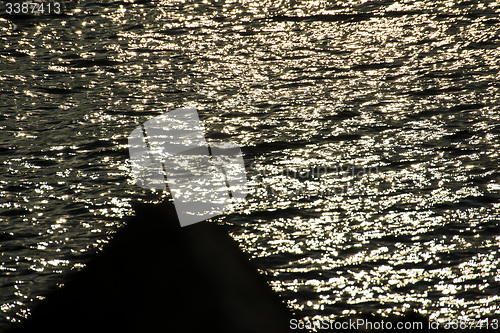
[0,0,499,328]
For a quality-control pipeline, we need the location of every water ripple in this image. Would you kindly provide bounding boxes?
[1,0,500,328]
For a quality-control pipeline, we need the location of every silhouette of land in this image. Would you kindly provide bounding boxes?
[8,202,299,333]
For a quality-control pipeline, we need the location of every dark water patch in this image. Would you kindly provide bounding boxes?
[427,202,457,212]
[281,269,328,283]
[0,209,30,217]
[359,125,396,134]
[351,62,398,71]
[275,81,316,89]
[83,1,126,8]
[30,146,77,158]
[83,146,129,159]
[0,243,29,253]
[271,10,429,24]
[437,146,478,157]
[253,253,309,269]
[26,158,59,167]
[0,232,17,241]
[448,103,486,112]
[413,37,439,46]
[422,69,466,79]
[0,49,30,57]
[442,129,475,141]
[123,24,144,31]
[37,87,77,95]
[430,222,486,238]
[484,18,500,25]
[77,139,115,151]
[476,221,500,236]
[246,207,322,220]
[333,261,387,273]
[323,110,361,121]
[405,103,479,119]
[381,158,416,169]
[471,174,499,186]
[271,13,372,23]
[310,133,362,144]
[3,184,25,193]
[0,147,16,155]
[69,59,122,68]
[466,40,500,49]
[459,194,499,206]
[406,86,466,96]
[59,53,82,60]
[62,202,91,216]
[159,27,189,36]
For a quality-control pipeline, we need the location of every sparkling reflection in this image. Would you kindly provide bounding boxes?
[1,0,500,329]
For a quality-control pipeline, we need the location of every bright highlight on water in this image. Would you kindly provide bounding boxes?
[0,0,499,329]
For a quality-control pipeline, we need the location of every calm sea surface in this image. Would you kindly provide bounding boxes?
[1,0,499,329]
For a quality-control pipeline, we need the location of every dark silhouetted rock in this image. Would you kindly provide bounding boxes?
[8,202,300,333]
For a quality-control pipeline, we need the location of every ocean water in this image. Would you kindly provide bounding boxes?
[0,0,499,329]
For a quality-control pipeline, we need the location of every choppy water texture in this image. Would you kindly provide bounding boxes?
[1,0,500,329]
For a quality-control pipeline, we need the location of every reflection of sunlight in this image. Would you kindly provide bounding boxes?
[1,0,500,328]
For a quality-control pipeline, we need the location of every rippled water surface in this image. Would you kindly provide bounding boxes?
[1,0,500,329]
